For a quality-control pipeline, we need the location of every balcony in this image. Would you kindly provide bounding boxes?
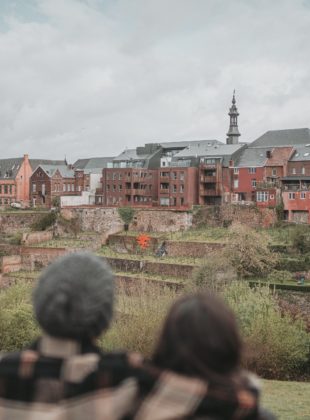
[132,189,150,196]
[200,188,218,196]
[282,184,301,191]
[200,175,216,183]
[256,181,279,189]
[159,188,170,194]
[159,175,170,182]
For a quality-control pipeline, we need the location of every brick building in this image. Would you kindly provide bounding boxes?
[30,164,75,208]
[171,142,245,205]
[281,145,310,223]
[0,155,65,208]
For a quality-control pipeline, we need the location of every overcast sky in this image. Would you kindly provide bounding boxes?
[0,0,310,162]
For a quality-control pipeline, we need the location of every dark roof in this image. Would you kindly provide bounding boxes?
[290,146,310,161]
[250,128,310,147]
[30,159,66,171]
[37,164,74,178]
[235,146,297,168]
[0,158,23,179]
[159,139,222,149]
[73,157,113,173]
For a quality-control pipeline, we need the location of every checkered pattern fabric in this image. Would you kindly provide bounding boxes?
[0,335,262,419]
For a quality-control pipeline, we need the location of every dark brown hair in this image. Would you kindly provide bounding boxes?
[152,293,242,384]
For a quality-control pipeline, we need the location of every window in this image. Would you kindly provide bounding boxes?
[112,173,117,180]
[32,183,36,193]
[160,197,170,206]
[106,185,110,191]
[180,172,185,181]
[289,192,296,200]
[112,185,116,192]
[63,184,66,192]
[234,168,239,174]
[234,179,239,188]
[302,167,306,175]
[272,168,277,176]
[180,184,184,193]
[256,191,269,202]
[42,184,46,195]
[252,179,257,188]
[4,185,8,194]
[301,192,306,199]
[118,173,122,180]
[180,197,184,206]
[248,168,256,174]
[172,172,177,180]
[292,168,296,175]
[172,185,177,193]
[119,185,122,191]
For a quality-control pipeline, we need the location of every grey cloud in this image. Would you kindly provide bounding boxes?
[0,0,309,161]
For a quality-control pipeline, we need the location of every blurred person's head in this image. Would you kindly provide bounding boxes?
[33,252,114,340]
[152,293,242,382]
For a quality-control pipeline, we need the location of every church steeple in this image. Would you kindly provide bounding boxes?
[226,90,240,145]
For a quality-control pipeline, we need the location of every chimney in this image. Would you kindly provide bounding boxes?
[23,154,29,162]
[266,151,271,158]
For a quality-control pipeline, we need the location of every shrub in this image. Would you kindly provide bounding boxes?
[266,270,293,284]
[101,283,178,356]
[188,253,237,293]
[225,223,278,278]
[291,226,310,253]
[0,282,40,352]
[31,212,57,231]
[118,207,135,226]
[222,282,310,379]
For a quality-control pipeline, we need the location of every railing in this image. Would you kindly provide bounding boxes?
[200,189,217,196]
[159,175,170,181]
[159,188,170,194]
[200,175,216,183]
[132,189,150,196]
[256,181,278,189]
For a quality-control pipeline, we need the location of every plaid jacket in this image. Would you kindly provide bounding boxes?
[0,335,265,420]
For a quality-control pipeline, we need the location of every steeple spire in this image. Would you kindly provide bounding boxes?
[226,90,240,145]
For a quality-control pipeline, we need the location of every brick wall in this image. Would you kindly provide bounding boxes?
[1,255,22,273]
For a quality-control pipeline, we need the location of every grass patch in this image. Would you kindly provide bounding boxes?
[262,379,310,419]
[31,238,94,249]
[115,270,184,284]
[98,246,201,265]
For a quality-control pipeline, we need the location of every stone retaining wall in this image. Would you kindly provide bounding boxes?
[0,212,47,233]
[1,255,22,274]
[193,205,277,228]
[105,257,194,279]
[61,207,192,234]
[20,247,68,271]
[21,231,53,246]
[108,234,224,258]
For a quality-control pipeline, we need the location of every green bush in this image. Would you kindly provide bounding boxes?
[0,282,40,352]
[31,212,57,231]
[188,253,236,293]
[276,256,310,272]
[291,226,310,253]
[101,283,178,356]
[222,282,310,379]
[225,224,278,278]
[266,270,293,284]
[117,207,135,226]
